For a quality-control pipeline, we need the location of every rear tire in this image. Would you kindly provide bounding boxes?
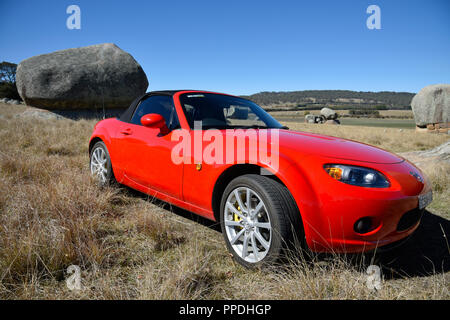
[89,141,115,186]
[219,174,304,268]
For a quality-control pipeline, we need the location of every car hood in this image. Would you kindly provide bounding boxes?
[278,130,404,164]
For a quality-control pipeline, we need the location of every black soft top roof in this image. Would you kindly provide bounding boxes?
[119,90,190,123]
[119,89,241,123]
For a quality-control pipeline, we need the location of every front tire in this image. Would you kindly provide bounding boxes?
[220,174,302,268]
[89,141,114,185]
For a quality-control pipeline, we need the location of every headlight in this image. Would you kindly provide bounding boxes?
[323,164,390,188]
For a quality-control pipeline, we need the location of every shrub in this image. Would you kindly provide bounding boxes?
[0,82,21,100]
[349,109,380,118]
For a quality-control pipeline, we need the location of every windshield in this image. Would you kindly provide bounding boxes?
[179,93,284,130]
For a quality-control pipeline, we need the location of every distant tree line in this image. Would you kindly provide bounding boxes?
[242,90,415,110]
[0,61,21,100]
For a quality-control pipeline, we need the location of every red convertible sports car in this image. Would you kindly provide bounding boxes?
[89,90,433,267]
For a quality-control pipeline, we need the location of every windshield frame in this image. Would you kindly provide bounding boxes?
[177,92,284,130]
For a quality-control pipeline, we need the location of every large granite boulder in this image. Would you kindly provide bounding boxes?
[411,84,450,127]
[16,43,148,109]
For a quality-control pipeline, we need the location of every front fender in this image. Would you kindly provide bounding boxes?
[264,153,323,251]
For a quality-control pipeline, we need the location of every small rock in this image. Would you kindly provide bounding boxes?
[305,114,315,123]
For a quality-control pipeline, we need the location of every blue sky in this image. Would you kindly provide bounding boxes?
[0,0,449,95]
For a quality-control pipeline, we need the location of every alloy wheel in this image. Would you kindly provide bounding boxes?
[224,187,272,263]
[90,146,108,183]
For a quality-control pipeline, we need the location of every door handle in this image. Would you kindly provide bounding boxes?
[120,128,132,135]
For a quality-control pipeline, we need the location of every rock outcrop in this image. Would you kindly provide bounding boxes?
[305,108,340,125]
[400,141,450,165]
[411,84,449,133]
[16,43,149,110]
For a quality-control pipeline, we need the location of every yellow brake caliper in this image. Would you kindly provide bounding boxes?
[234,205,243,229]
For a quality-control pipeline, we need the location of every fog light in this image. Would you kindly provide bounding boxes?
[354,217,374,234]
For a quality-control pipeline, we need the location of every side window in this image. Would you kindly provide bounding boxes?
[130,95,180,129]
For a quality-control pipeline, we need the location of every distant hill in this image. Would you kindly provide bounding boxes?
[242,90,415,110]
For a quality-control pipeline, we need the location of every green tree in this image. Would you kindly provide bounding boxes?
[0,61,17,83]
[0,61,21,100]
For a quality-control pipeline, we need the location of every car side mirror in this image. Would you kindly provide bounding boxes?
[140,114,169,134]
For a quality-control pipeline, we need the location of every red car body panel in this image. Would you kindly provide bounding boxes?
[90,90,429,253]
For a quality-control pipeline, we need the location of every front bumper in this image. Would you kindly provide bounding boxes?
[308,197,427,253]
[299,158,432,253]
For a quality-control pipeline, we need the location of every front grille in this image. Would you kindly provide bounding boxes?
[397,207,423,231]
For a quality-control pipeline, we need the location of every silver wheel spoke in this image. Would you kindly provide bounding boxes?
[255,222,271,229]
[242,233,249,258]
[251,232,259,260]
[254,230,270,250]
[225,220,242,227]
[251,201,264,218]
[230,228,245,245]
[226,202,245,220]
[234,190,245,213]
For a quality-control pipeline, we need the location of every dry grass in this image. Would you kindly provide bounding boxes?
[285,122,448,153]
[0,103,448,299]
